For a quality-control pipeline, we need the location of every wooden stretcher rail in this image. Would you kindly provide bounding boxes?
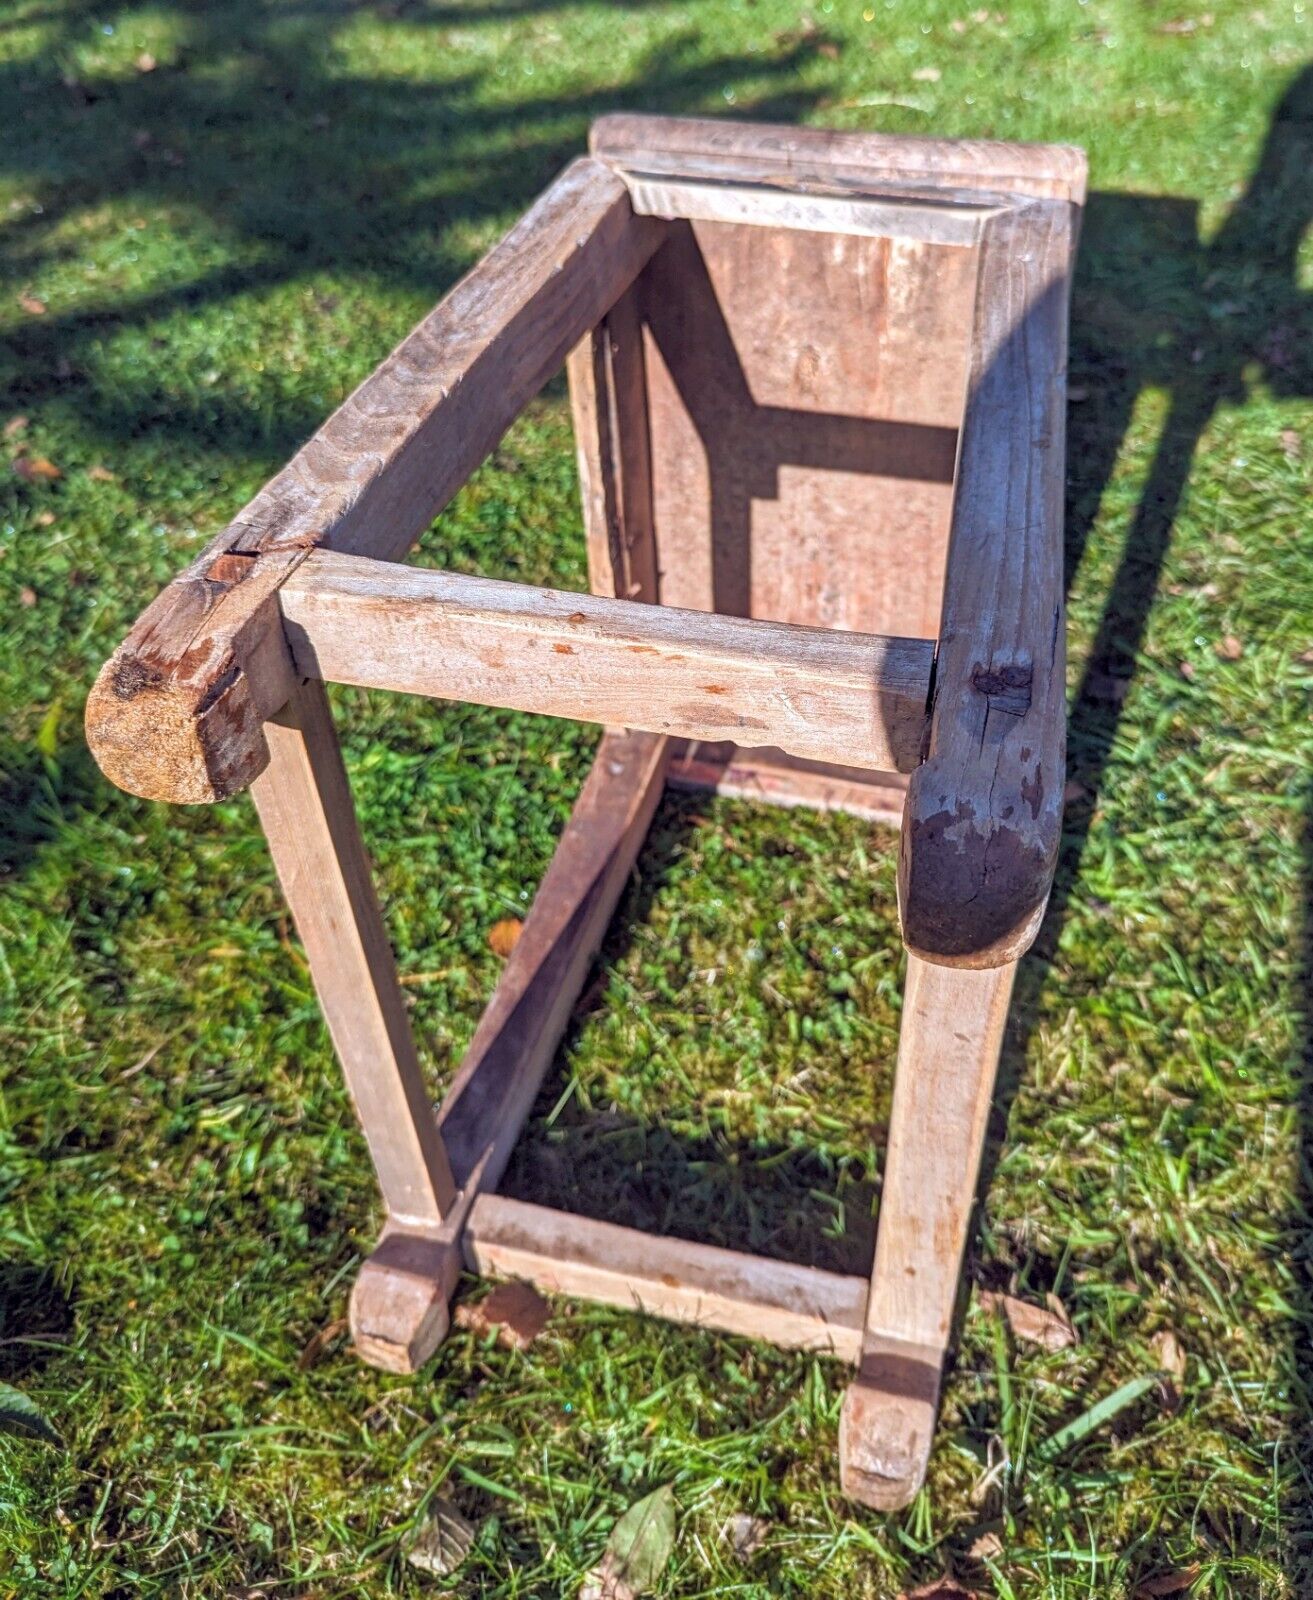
[622,174,995,246]
[278,550,935,774]
[591,112,1089,204]
[464,1193,867,1363]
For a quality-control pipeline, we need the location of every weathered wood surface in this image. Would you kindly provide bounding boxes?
[592,112,1088,204]
[624,174,992,246]
[840,956,1015,1509]
[667,743,908,826]
[278,551,935,773]
[635,213,973,643]
[465,1194,867,1362]
[251,680,456,1229]
[567,282,660,606]
[85,158,665,804]
[897,200,1073,968]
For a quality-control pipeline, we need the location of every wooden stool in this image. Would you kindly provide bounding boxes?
[86,115,1085,1510]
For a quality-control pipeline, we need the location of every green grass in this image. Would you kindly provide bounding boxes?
[0,0,1311,1594]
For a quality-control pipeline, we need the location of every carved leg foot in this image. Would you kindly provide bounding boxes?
[349,1230,462,1374]
[839,1338,943,1510]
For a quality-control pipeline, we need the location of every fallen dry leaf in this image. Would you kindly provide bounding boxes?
[1280,427,1301,459]
[912,65,941,80]
[581,1484,676,1600]
[1215,634,1243,660]
[487,917,523,958]
[454,1281,549,1350]
[19,586,36,606]
[135,51,157,72]
[978,1289,1077,1352]
[297,1316,348,1371]
[1134,1566,1200,1598]
[87,465,115,482]
[406,1496,476,1575]
[723,1512,770,1561]
[817,39,840,59]
[4,415,27,438]
[1178,660,1196,681]
[14,456,60,482]
[967,1529,1003,1559]
[1152,1328,1186,1384]
[18,294,45,316]
[900,1580,978,1600]
[34,510,55,527]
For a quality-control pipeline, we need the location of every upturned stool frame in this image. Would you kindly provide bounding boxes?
[86,115,1086,1510]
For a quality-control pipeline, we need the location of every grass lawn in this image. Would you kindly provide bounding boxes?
[1,0,1311,1594]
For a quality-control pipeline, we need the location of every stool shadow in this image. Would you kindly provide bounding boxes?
[499,783,883,1280]
[978,62,1313,1572]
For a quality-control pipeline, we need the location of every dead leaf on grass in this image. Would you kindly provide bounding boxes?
[978,1289,1077,1352]
[14,455,61,482]
[1152,1328,1186,1383]
[900,1579,979,1600]
[580,1484,676,1600]
[18,294,45,316]
[4,415,27,438]
[297,1316,348,1371]
[405,1496,476,1576]
[1134,1566,1200,1597]
[1215,634,1243,660]
[722,1511,770,1561]
[87,464,116,482]
[487,917,523,958]
[454,1281,550,1350]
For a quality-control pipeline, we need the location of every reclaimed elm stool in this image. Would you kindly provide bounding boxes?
[86,115,1085,1510]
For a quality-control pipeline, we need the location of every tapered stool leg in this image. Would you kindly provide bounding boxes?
[252,681,460,1372]
[841,955,1015,1509]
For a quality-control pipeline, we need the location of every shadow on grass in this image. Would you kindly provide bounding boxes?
[0,0,826,463]
[0,1263,73,1383]
[981,62,1313,1582]
[500,787,882,1279]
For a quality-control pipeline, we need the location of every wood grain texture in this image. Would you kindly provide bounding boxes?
[840,955,1015,1510]
[624,174,992,246]
[251,680,456,1230]
[667,744,908,825]
[898,200,1074,967]
[637,215,973,643]
[279,551,934,773]
[592,112,1088,204]
[465,1194,867,1362]
[85,158,665,804]
[567,281,659,605]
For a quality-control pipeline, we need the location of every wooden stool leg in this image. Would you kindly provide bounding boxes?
[251,680,459,1372]
[840,955,1015,1509]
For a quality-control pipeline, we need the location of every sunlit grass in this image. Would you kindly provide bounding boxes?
[0,0,1311,1594]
